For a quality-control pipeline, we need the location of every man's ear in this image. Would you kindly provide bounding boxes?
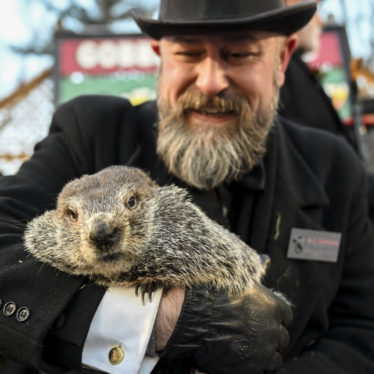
[150,39,161,56]
[277,34,298,86]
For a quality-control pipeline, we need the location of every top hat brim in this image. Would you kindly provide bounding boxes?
[130,2,317,40]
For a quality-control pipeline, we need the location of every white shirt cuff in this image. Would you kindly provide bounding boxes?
[82,286,162,374]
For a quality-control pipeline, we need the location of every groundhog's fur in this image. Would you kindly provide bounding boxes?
[24,166,266,297]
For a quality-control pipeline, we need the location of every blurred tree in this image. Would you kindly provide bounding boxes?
[337,0,374,72]
[9,0,157,56]
[363,1,374,71]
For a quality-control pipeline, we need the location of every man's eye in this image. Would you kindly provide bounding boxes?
[230,52,250,58]
[175,51,202,60]
[221,48,262,63]
[225,51,256,60]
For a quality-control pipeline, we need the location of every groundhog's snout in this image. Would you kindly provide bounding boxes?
[89,218,120,251]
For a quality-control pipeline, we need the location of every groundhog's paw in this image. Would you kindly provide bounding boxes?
[135,283,158,304]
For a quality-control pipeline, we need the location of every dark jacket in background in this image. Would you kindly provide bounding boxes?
[280,50,358,151]
[280,50,374,217]
[0,96,373,373]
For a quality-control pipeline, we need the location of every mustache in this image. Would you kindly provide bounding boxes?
[176,87,249,115]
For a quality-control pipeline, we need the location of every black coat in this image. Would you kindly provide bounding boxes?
[280,51,359,152]
[0,96,374,373]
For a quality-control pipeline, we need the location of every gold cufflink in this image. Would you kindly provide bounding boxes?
[108,345,125,365]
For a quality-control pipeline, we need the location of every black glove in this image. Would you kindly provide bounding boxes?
[157,283,293,374]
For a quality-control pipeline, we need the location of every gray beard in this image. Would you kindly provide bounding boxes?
[156,86,279,190]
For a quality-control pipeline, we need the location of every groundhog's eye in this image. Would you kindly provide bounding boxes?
[126,195,137,209]
[66,208,79,221]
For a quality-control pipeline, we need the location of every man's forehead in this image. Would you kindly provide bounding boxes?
[163,30,278,44]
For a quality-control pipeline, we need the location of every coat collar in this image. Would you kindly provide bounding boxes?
[274,118,329,208]
[245,118,330,252]
[259,119,333,302]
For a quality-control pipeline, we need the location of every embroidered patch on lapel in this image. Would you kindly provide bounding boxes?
[287,228,341,263]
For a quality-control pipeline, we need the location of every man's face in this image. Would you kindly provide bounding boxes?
[152,31,295,189]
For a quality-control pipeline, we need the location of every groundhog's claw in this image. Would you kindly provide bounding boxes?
[135,284,157,304]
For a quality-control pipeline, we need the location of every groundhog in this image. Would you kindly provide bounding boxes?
[24,165,267,299]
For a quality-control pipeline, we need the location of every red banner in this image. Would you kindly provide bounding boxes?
[58,37,160,75]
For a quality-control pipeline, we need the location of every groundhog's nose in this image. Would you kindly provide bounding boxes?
[89,221,118,249]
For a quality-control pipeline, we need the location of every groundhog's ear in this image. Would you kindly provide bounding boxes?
[174,186,190,201]
[159,185,190,201]
[150,180,158,188]
[142,173,158,188]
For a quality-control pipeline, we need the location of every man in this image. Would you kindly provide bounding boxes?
[0,1,374,374]
[280,0,359,149]
[281,0,374,217]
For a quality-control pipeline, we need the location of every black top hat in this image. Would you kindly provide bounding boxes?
[130,0,317,40]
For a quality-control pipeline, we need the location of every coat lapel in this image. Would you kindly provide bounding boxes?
[250,122,332,302]
[249,121,329,255]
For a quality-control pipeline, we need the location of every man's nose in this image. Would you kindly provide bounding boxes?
[195,57,229,95]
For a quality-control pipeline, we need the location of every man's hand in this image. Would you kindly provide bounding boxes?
[155,287,185,351]
[158,283,293,374]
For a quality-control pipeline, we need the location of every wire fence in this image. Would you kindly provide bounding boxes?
[0,69,55,175]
